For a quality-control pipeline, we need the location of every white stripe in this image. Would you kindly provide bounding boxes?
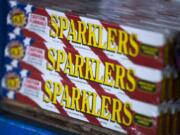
[19,8,164,82]
[19,89,60,114]
[76,13,169,47]
[43,72,161,117]
[12,7,162,117]
[16,22,162,116]
[97,118,127,134]
[80,16,163,82]
[121,25,169,47]
[44,37,163,83]
[42,74,89,122]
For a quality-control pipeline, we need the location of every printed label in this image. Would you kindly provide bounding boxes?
[134,114,153,128]
[22,78,41,98]
[26,46,45,67]
[27,13,47,33]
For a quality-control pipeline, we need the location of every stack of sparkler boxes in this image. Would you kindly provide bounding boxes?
[1,0,180,135]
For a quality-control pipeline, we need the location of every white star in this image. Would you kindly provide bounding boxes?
[20,70,28,78]
[7,91,15,99]
[5,48,9,56]
[23,38,31,46]
[7,15,11,24]
[5,65,13,71]
[11,59,18,68]
[2,78,6,88]
[8,33,16,40]
[14,27,21,35]
[25,5,32,14]
[10,1,17,7]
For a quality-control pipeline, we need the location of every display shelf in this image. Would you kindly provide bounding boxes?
[0,111,75,135]
[0,99,125,135]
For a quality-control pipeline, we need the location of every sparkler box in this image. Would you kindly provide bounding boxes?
[4,1,179,135]
[7,0,175,70]
[4,35,171,105]
[1,67,167,135]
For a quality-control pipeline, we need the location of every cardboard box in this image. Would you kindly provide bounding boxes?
[4,35,168,105]
[1,68,164,135]
[7,0,175,69]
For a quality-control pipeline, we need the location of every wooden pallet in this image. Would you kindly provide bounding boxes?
[0,99,125,135]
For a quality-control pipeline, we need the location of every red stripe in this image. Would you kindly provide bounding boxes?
[100,21,165,69]
[17,8,101,125]
[65,13,162,105]
[19,61,68,116]
[33,36,101,125]
[37,9,160,134]
[22,29,45,43]
[23,46,101,125]
[100,21,163,103]
[64,13,162,134]
[62,13,136,132]
[27,11,162,105]
[16,8,159,133]
[16,93,40,108]
[34,8,102,126]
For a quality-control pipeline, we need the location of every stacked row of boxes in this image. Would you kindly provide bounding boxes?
[1,0,180,135]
